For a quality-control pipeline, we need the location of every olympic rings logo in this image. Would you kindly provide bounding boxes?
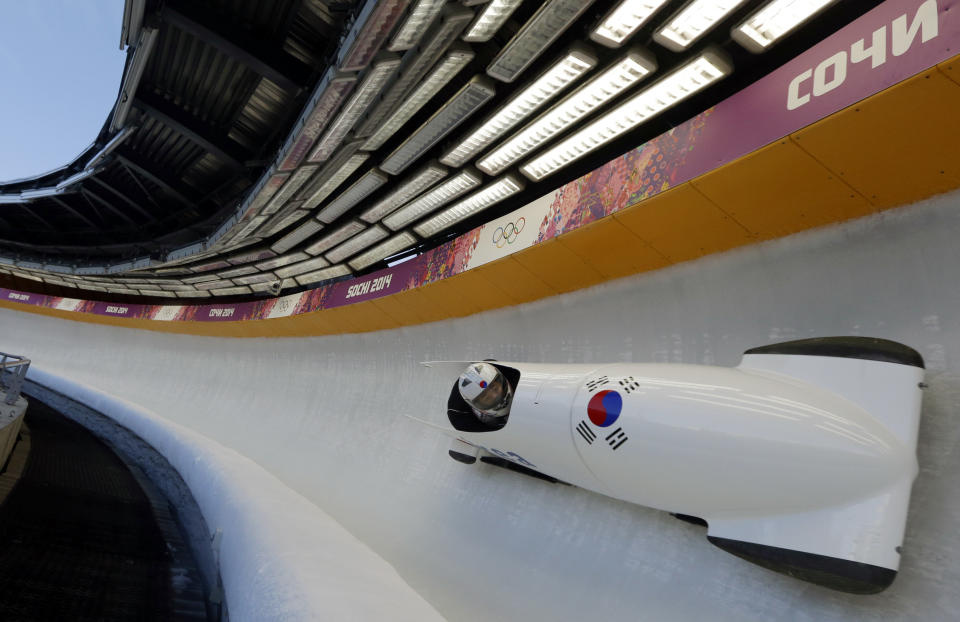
[492,217,525,248]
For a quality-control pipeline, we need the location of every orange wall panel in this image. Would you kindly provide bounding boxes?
[417,278,477,320]
[391,286,451,324]
[791,69,960,209]
[556,216,668,279]
[692,138,872,240]
[372,289,429,326]
[473,256,556,304]
[613,183,753,263]
[938,52,960,86]
[340,300,400,333]
[434,270,509,315]
[511,239,605,294]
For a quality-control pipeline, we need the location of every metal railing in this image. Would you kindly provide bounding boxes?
[0,352,30,405]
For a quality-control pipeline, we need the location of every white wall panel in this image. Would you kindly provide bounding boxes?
[2,189,960,621]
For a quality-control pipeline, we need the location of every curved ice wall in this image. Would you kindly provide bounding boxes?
[2,189,959,621]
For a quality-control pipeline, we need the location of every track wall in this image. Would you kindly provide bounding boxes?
[1,190,959,621]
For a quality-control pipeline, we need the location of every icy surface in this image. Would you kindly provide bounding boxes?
[22,370,443,622]
[3,188,960,620]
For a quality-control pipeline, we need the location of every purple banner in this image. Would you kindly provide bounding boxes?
[88,301,148,318]
[326,259,423,308]
[3,289,37,304]
[195,304,243,322]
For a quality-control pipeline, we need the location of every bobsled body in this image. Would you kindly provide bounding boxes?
[420,337,925,593]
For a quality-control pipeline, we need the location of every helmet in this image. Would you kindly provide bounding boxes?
[458,362,512,421]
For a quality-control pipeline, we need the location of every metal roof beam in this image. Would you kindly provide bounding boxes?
[133,92,249,171]
[81,188,139,227]
[114,150,198,208]
[88,175,157,222]
[51,196,101,230]
[160,1,312,93]
[17,206,57,231]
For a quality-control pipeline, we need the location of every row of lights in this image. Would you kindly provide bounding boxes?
[2,0,844,298]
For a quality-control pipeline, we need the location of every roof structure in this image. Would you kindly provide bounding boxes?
[0,0,885,303]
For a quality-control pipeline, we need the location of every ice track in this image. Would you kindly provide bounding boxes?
[2,189,960,621]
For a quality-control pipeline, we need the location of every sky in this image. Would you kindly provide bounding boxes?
[0,1,126,183]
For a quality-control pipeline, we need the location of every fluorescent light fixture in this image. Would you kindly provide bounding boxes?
[362,44,474,151]
[9,272,42,283]
[302,152,369,210]
[389,0,447,51]
[275,256,332,279]
[441,48,596,167]
[259,209,311,238]
[230,215,268,243]
[271,218,325,254]
[317,169,389,223]
[463,0,524,42]
[339,0,408,71]
[733,0,838,52]
[218,265,259,278]
[183,273,222,284]
[0,195,26,205]
[381,76,496,175]
[486,0,597,83]
[103,286,138,294]
[414,175,524,236]
[232,272,280,286]
[522,51,731,180]
[361,162,448,222]
[188,260,231,273]
[256,252,310,271]
[54,169,96,192]
[383,169,482,230]
[304,220,368,256]
[210,286,252,297]
[138,289,178,298]
[309,54,401,162]
[278,72,357,171]
[348,232,417,270]
[76,283,108,292]
[325,225,389,263]
[155,283,197,291]
[227,247,276,265]
[262,166,318,215]
[477,49,655,175]
[295,265,352,286]
[241,172,289,218]
[249,279,291,293]
[176,290,212,298]
[354,6,474,138]
[654,0,748,51]
[194,279,236,291]
[591,0,671,47]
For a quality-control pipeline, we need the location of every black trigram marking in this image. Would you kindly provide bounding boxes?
[605,427,628,450]
[576,420,596,444]
[586,376,610,392]
[618,376,641,394]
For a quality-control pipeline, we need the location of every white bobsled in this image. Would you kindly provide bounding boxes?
[416,337,925,593]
